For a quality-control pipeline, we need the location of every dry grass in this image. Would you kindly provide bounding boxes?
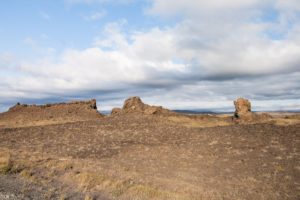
[0,119,89,128]
[69,169,196,200]
[167,115,232,128]
[272,114,300,126]
[168,113,300,127]
[84,194,94,200]
[0,149,12,174]
[0,114,299,199]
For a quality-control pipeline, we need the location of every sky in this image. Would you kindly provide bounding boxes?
[0,0,300,112]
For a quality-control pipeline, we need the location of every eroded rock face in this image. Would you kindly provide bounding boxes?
[1,99,103,128]
[89,99,97,109]
[111,96,171,116]
[233,97,272,123]
[123,96,145,113]
[111,108,122,115]
[234,98,251,118]
[9,99,98,112]
[144,106,164,115]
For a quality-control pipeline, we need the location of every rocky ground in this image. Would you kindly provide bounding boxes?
[0,98,299,199]
[0,113,299,200]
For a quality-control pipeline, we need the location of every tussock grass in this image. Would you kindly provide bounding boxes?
[273,118,300,126]
[0,149,12,174]
[73,170,205,200]
[168,115,232,128]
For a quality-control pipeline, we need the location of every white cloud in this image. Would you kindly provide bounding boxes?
[0,53,16,71]
[39,11,50,20]
[23,37,36,47]
[276,0,300,11]
[23,37,56,56]
[146,0,300,77]
[83,10,106,21]
[148,0,300,18]
[148,0,265,17]
[1,0,300,112]
[0,53,14,65]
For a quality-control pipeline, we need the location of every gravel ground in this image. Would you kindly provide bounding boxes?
[0,114,299,199]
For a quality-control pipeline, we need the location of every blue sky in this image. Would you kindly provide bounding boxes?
[0,1,157,57]
[0,0,300,112]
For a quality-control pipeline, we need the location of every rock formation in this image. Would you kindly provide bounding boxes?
[233,97,271,123]
[111,96,171,115]
[111,108,122,115]
[9,99,98,112]
[123,96,145,113]
[234,98,252,118]
[1,99,103,128]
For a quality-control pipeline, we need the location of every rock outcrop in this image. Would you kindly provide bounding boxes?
[9,99,98,112]
[0,99,103,128]
[111,108,122,115]
[233,97,271,123]
[123,96,145,113]
[111,96,171,115]
[234,98,252,118]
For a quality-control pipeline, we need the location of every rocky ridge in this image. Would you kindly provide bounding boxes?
[0,99,102,128]
[111,96,172,116]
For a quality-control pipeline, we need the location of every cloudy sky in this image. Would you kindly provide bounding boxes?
[0,0,300,112]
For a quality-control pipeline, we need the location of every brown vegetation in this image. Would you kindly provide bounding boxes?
[0,97,299,199]
[0,149,12,174]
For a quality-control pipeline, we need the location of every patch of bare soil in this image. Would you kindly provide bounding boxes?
[0,113,299,200]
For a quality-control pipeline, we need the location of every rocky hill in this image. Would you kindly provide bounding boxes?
[0,99,102,128]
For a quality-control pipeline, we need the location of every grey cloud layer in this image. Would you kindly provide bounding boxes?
[0,0,300,111]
